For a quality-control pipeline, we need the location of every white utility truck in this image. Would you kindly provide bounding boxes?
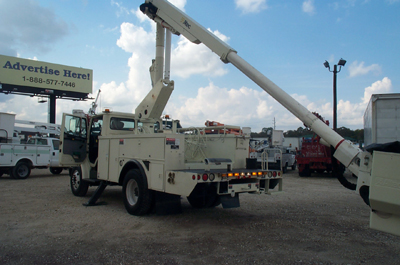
[0,112,63,179]
[250,130,296,173]
[60,0,400,235]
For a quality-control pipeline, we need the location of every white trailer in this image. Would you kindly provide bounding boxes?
[59,0,400,235]
[364,93,400,146]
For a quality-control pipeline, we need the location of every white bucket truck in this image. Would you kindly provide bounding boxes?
[59,0,400,236]
[0,112,64,179]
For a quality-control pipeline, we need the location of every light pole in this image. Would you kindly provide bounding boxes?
[324,58,346,178]
[323,58,346,131]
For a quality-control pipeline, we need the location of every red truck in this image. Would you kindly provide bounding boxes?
[296,113,344,177]
[296,134,333,176]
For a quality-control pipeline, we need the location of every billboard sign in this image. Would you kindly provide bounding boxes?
[0,55,92,94]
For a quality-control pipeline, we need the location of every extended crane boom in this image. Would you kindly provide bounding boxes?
[140,0,359,172]
[140,0,400,236]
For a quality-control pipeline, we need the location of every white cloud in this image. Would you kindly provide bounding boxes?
[165,82,304,131]
[348,61,381,77]
[171,29,229,78]
[168,0,187,11]
[335,77,393,127]
[235,0,268,14]
[361,77,392,104]
[302,0,315,15]
[111,0,130,17]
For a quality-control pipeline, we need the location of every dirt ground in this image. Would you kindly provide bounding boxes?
[1,169,399,265]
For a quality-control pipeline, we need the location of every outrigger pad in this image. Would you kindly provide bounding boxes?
[83,181,108,206]
[220,194,240,209]
[154,191,182,215]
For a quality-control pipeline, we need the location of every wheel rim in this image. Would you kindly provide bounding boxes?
[71,170,81,190]
[126,179,139,206]
[17,165,29,178]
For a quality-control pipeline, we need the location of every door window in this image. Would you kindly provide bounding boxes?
[64,115,87,139]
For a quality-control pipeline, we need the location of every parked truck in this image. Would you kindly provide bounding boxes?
[249,130,296,173]
[0,112,64,179]
[59,0,400,235]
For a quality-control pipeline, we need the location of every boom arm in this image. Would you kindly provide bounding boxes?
[140,0,360,169]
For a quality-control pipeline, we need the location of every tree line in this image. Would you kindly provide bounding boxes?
[251,126,364,142]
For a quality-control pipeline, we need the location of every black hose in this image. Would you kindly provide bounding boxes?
[331,147,356,191]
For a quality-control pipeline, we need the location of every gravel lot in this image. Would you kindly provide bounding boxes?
[1,169,399,265]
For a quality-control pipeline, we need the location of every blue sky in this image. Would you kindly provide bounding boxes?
[0,0,399,132]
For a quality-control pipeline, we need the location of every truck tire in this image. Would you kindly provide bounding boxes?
[282,163,288,173]
[70,167,89,197]
[50,167,63,175]
[123,169,153,216]
[12,161,31,179]
[299,164,311,177]
[291,161,296,170]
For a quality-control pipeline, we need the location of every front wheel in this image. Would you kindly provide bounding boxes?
[122,169,153,216]
[12,161,31,179]
[70,167,89,197]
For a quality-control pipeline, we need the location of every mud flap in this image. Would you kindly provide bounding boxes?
[220,194,240,209]
[154,191,182,215]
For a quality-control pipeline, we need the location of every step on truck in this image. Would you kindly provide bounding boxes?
[60,0,400,235]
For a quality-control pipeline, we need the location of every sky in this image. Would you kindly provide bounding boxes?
[0,0,399,132]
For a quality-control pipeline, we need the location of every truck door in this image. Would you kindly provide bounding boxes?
[36,138,51,166]
[59,114,88,166]
[49,139,60,167]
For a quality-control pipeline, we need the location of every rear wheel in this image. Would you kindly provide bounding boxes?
[282,163,288,173]
[12,161,31,179]
[123,169,153,216]
[70,167,89,196]
[299,164,311,177]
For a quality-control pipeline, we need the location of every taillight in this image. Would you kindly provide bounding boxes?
[192,175,196,180]
[202,173,208,181]
[209,173,215,181]
[197,175,201,180]
[272,171,277,177]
